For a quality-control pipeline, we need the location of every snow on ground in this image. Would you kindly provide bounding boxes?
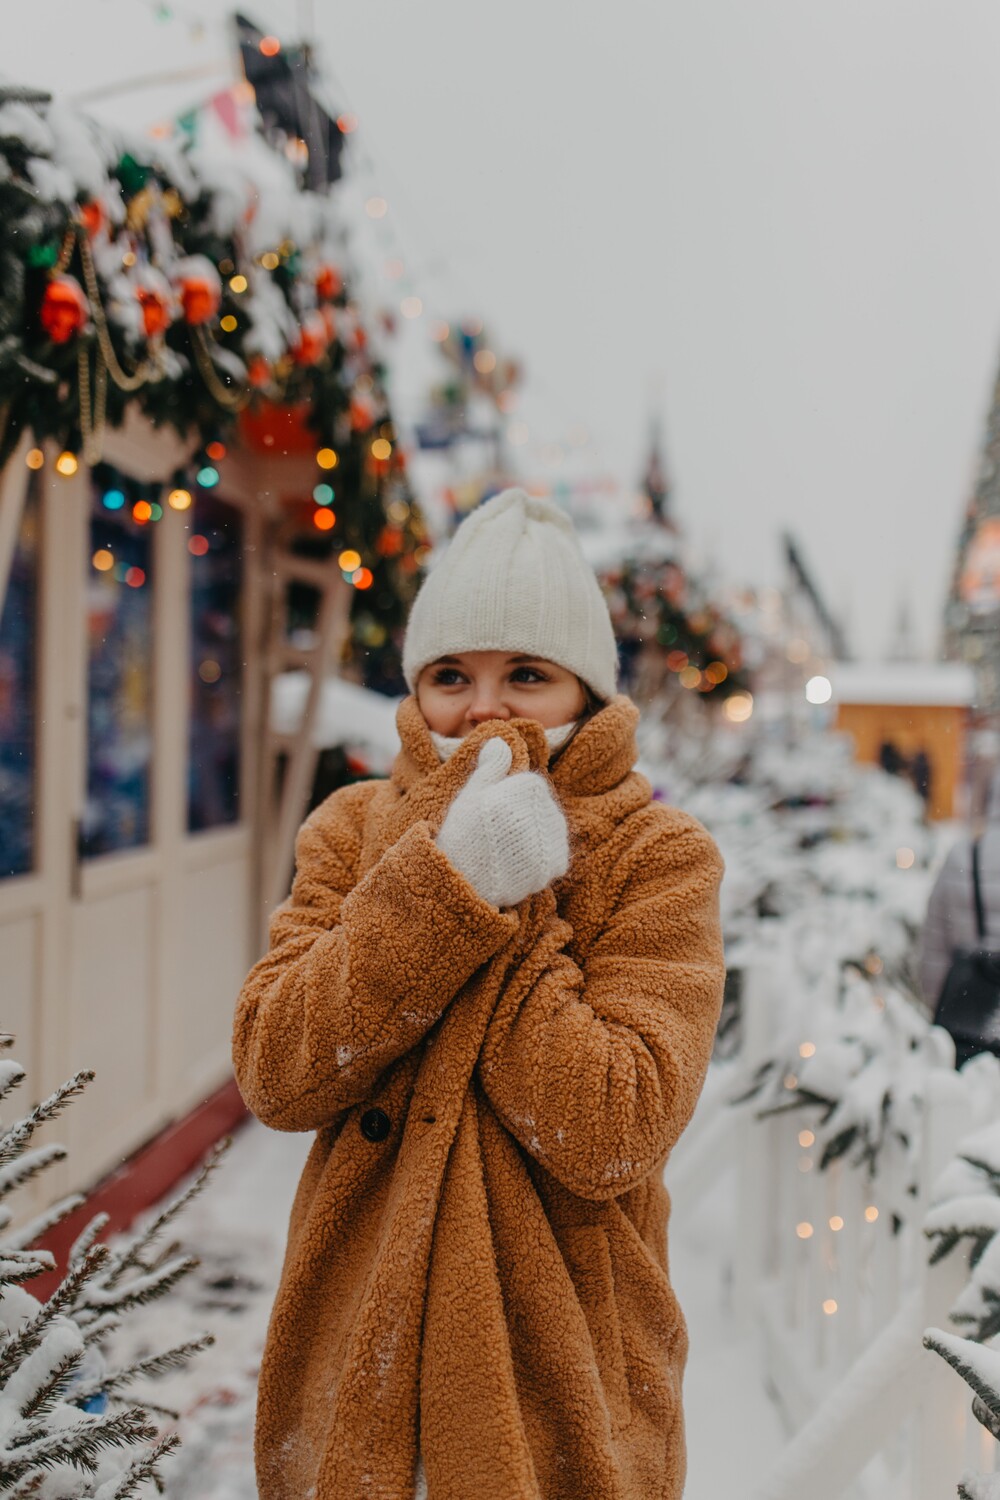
[121,1110,782,1496]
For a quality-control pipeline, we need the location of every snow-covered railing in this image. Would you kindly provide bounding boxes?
[725,959,1000,1499]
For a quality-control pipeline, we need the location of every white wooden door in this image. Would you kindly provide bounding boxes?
[0,423,257,1196]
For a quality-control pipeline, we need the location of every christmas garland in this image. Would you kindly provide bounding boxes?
[0,81,428,687]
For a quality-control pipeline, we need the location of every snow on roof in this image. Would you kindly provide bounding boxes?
[271,673,401,769]
[830,661,977,707]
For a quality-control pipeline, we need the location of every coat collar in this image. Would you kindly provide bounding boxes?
[391,694,641,802]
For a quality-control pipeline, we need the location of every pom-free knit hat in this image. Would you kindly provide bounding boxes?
[402,488,618,701]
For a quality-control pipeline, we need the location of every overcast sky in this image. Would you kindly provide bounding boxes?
[10,0,1000,660]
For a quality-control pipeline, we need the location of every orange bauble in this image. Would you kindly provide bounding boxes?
[136,285,171,337]
[315,263,343,301]
[40,276,89,344]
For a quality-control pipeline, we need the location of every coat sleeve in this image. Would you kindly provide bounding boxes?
[920,849,959,1013]
[233,783,518,1132]
[478,809,725,1201]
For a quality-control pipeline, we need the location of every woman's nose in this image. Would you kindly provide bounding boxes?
[466,693,511,724]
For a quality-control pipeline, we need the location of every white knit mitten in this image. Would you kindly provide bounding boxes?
[435,738,570,908]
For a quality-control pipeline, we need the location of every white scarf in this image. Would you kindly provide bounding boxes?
[430,722,576,762]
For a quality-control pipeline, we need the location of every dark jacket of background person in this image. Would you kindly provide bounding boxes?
[920,770,1000,1011]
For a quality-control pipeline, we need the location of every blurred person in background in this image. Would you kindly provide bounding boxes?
[233,489,725,1500]
[921,765,1000,1066]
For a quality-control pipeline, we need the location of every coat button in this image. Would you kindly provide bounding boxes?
[360,1108,391,1143]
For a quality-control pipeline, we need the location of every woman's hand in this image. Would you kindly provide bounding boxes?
[436,738,569,908]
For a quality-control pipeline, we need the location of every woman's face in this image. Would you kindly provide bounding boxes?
[416,651,587,737]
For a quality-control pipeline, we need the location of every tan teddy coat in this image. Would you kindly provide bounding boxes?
[233,695,725,1500]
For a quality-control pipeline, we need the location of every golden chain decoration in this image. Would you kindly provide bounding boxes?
[54,222,78,276]
[78,342,108,466]
[190,324,251,412]
[76,232,164,394]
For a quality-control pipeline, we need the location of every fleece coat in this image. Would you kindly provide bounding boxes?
[232,694,725,1500]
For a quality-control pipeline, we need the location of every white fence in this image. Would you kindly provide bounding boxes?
[666,958,1000,1500]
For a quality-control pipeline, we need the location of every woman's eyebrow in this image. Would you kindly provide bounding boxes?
[507,655,544,664]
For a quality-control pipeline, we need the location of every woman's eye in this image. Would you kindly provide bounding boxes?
[432,668,465,686]
[511,667,547,684]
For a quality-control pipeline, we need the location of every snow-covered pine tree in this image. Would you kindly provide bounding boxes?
[0,1036,221,1497]
[924,1327,1000,1499]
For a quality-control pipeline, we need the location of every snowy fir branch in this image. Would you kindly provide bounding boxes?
[0,1050,218,1496]
[5,1195,87,1255]
[0,1073,94,1171]
[924,1328,1000,1498]
[102,1140,228,1290]
[91,1434,179,1500]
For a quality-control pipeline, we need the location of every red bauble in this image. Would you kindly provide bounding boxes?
[315,263,343,301]
[292,313,328,366]
[40,275,89,344]
[247,355,271,388]
[349,393,376,432]
[79,200,106,239]
[136,285,171,337]
[174,257,222,325]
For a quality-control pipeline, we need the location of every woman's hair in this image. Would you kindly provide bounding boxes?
[548,680,607,767]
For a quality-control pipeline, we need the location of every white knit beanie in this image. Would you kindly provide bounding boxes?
[402,488,618,701]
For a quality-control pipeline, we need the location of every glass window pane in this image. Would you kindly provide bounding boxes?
[0,472,40,879]
[188,493,243,832]
[83,470,154,858]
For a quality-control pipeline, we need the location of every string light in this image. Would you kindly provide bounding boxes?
[55,451,78,476]
[313,484,334,505]
[798,1130,815,1148]
[796,1222,814,1240]
[132,500,153,524]
[829,1216,844,1232]
[168,488,192,511]
[313,509,335,532]
[25,448,44,470]
[188,535,209,556]
[864,1206,879,1223]
[229,275,248,294]
[316,448,338,470]
[92,549,114,572]
[822,1299,838,1316]
[220,315,238,333]
[259,35,281,55]
[338,549,361,572]
[102,489,125,511]
[371,438,392,461]
[125,566,145,588]
[197,466,220,488]
[724,692,754,724]
[365,197,388,219]
[400,296,423,319]
[261,251,280,271]
[799,1042,816,1058]
[352,567,374,589]
[206,441,226,462]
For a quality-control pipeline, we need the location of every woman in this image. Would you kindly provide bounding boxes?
[233,488,725,1500]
